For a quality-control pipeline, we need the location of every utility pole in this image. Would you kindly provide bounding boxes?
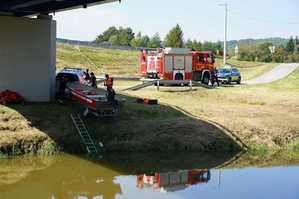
[219,3,228,65]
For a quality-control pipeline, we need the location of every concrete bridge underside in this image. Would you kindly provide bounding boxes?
[0,0,116,102]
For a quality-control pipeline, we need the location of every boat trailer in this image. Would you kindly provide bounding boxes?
[67,82,125,117]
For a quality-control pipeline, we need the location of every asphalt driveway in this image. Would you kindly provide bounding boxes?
[243,63,299,85]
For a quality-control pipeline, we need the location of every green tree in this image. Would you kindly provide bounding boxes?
[285,36,295,54]
[295,36,299,54]
[256,42,273,62]
[95,26,118,43]
[140,35,150,47]
[202,41,220,54]
[94,26,134,46]
[149,33,162,48]
[214,41,222,54]
[117,27,135,45]
[130,32,152,47]
[108,35,119,45]
[273,45,286,63]
[237,44,259,61]
[185,39,202,51]
[164,24,184,48]
[130,32,143,47]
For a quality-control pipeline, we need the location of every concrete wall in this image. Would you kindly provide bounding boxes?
[0,16,56,102]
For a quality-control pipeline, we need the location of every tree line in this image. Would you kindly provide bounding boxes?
[94,24,222,53]
[94,24,299,63]
[237,36,299,63]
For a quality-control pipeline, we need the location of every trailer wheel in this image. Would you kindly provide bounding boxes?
[174,73,184,80]
[202,72,210,85]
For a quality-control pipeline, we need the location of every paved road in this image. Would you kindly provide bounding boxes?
[243,63,299,85]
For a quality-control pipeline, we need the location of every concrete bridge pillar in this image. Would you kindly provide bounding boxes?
[0,15,56,102]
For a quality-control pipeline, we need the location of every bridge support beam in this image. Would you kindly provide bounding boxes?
[0,15,56,102]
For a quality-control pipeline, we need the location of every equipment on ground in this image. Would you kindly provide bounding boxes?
[136,98,158,105]
[0,90,25,105]
[140,48,216,84]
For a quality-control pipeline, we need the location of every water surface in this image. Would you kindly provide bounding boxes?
[0,154,298,199]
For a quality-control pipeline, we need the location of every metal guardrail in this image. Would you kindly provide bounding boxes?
[57,38,156,52]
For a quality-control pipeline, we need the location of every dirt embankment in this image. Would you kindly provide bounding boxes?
[120,78,299,150]
[0,97,242,156]
[0,106,55,155]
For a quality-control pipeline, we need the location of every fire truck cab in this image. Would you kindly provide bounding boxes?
[137,169,211,192]
[192,51,215,84]
[140,48,215,84]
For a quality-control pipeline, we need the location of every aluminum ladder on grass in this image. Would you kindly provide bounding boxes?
[70,113,98,154]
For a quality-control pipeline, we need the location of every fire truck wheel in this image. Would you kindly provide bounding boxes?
[202,73,210,85]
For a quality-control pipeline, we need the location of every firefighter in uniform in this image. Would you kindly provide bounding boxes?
[104,74,117,109]
[85,69,91,81]
[104,74,113,89]
[211,69,220,87]
[90,72,97,88]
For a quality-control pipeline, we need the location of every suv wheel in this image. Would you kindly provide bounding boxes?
[202,73,210,85]
[237,77,241,84]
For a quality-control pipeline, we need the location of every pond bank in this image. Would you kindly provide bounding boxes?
[0,97,242,156]
[1,80,299,157]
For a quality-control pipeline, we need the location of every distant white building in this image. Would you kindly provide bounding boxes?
[235,45,239,56]
[269,45,276,54]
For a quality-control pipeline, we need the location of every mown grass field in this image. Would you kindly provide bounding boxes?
[1,43,298,156]
[56,44,299,152]
[119,76,299,151]
[57,43,139,76]
[57,43,276,80]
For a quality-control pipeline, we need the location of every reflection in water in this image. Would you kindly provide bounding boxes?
[0,154,299,199]
[137,169,210,192]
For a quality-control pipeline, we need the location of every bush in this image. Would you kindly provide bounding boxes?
[37,141,59,156]
[249,143,269,156]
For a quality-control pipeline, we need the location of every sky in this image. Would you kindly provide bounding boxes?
[53,0,299,42]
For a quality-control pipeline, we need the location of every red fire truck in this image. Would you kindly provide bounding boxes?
[137,169,210,192]
[140,48,215,84]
